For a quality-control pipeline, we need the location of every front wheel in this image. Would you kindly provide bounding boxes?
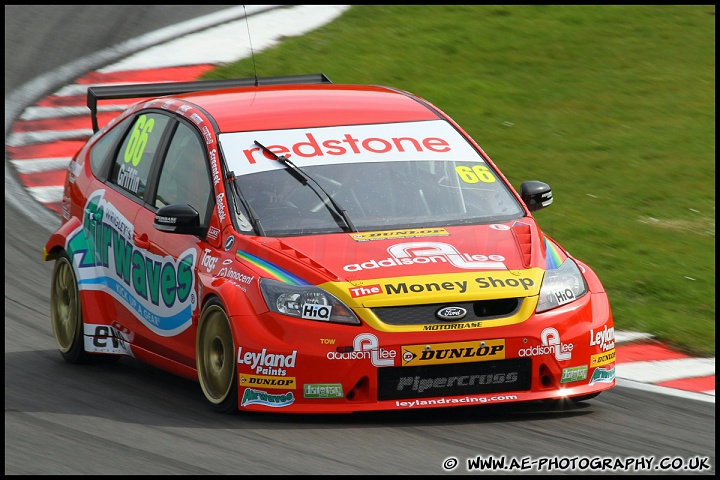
[197,298,238,414]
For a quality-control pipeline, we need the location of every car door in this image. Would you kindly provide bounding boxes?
[82,111,173,351]
[131,119,216,368]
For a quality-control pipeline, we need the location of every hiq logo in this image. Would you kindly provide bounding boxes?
[302,303,331,321]
[552,287,576,306]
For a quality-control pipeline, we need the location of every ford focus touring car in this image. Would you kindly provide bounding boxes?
[43,74,616,414]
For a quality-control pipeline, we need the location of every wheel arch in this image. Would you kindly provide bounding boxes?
[42,217,82,262]
[195,276,259,325]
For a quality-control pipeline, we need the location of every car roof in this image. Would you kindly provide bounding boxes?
[88,75,445,133]
[178,84,443,133]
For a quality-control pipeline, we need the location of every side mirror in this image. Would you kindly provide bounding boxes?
[520,181,553,212]
[154,204,203,235]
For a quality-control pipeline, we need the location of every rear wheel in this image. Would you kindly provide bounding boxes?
[50,251,88,363]
[197,298,238,413]
[50,250,120,364]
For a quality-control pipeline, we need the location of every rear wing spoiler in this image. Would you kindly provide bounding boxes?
[86,73,333,133]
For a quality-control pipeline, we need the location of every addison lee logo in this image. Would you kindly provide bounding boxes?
[343,241,506,272]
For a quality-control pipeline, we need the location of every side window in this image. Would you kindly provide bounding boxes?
[89,116,133,178]
[109,113,170,200]
[155,122,213,226]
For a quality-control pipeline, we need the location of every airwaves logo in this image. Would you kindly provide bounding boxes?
[66,190,196,336]
[241,388,294,408]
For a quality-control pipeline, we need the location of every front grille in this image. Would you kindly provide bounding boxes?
[377,358,532,401]
[373,298,521,326]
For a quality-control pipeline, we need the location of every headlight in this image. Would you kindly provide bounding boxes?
[259,278,361,325]
[536,259,588,313]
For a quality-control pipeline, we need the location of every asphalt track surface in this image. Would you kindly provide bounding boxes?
[5,5,716,475]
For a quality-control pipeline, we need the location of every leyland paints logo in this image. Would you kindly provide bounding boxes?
[590,324,616,352]
[237,347,297,376]
[343,241,506,272]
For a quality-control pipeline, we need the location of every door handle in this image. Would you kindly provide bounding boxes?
[133,232,150,250]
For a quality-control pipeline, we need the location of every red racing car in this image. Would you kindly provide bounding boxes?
[43,74,616,414]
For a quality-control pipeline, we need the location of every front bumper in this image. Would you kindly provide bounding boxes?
[232,291,615,413]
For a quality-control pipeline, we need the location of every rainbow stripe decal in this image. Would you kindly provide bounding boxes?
[236,250,310,285]
[544,236,564,270]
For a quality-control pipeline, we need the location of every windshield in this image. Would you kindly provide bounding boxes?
[220,119,525,237]
[234,160,524,236]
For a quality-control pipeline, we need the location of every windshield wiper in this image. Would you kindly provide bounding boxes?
[226,170,265,235]
[253,140,357,232]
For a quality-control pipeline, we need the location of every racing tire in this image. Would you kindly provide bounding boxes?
[50,250,89,363]
[197,298,238,414]
[50,251,120,364]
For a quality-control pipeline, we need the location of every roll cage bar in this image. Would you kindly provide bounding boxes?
[86,73,333,133]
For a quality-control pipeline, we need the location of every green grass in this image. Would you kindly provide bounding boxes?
[204,5,716,357]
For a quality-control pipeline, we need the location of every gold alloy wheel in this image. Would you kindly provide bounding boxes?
[197,302,236,407]
[50,255,80,354]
